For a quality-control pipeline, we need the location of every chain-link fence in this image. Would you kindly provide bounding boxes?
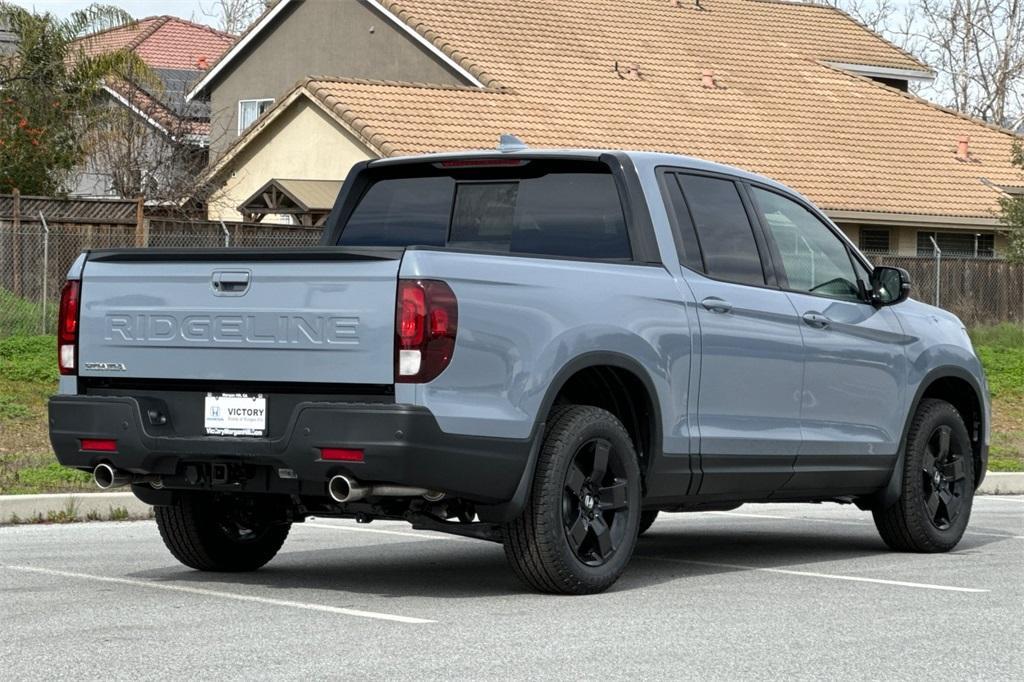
[1,218,322,338]
[871,254,1024,326]
[3,217,1024,338]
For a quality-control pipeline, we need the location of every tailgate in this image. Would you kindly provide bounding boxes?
[77,248,400,385]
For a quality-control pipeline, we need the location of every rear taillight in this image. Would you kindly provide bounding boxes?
[395,280,458,383]
[58,280,80,376]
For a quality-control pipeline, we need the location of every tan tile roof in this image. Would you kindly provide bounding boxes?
[220,0,1023,220]
[379,0,931,91]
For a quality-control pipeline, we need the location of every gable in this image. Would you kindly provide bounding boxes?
[207,95,375,221]
[202,0,472,158]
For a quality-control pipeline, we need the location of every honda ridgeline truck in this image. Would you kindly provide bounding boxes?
[49,149,990,594]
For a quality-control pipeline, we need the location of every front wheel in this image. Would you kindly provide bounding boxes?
[503,405,642,594]
[872,399,975,552]
[155,492,291,571]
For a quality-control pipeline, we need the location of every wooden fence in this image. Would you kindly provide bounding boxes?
[0,193,321,314]
[2,193,1023,328]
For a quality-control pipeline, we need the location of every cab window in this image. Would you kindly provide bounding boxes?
[752,187,862,301]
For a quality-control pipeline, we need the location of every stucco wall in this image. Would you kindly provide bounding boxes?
[206,0,465,160]
[207,97,375,222]
[836,222,1008,257]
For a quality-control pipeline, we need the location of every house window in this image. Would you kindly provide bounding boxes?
[858,228,891,253]
[916,231,995,258]
[238,98,273,134]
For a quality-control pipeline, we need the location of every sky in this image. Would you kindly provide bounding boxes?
[6,1,218,26]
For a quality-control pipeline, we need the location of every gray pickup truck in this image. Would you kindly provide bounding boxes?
[49,149,989,594]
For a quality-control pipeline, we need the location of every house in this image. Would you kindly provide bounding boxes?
[189,0,1023,257]
[71,16,236,199]
[0,18,16,55]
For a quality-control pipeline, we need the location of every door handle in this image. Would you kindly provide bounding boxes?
[701,297,733,314]
[212,270,251,295]
[802,312,831,329]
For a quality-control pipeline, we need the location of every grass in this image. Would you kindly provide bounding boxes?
[0,334,90,494]
[971,324,1024,472]
[4,503,149,526]
[0,324,1021,493]
[0,288,54,340]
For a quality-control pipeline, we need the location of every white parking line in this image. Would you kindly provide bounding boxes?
[644,556,990,593]
[704,511,1023,540]
[304,521,477,542]
[705,511,788,520]
[2,565,435,624]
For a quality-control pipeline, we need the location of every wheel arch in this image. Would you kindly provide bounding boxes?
[481,351,664,524]
[876,365,988,509]
[538,351,664,476]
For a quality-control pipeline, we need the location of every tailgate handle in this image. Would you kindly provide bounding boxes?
[212,270,251,295]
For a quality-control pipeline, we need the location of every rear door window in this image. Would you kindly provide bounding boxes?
[676,174,766,286]
[339,164,631,260]
[339,176,454,247]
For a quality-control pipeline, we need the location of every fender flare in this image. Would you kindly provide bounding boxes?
[875,364,986,509]
[480,351,664,523]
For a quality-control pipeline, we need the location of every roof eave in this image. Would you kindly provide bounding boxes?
[825,61,936,83]
[186,0,297,102]
[185,0,486,102]
[825,209,1001,229]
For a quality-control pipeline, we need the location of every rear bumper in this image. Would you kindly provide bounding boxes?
[48,395,532,504]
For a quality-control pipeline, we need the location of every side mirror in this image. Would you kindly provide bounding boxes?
[870,266,911,306]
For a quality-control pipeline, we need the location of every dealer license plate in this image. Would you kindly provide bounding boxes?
[204,393,267,436]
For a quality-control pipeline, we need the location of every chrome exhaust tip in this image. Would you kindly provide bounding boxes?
[328,475,368,504]
[93,463,130,490]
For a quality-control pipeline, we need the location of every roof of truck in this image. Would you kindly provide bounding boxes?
[370,148,798,196]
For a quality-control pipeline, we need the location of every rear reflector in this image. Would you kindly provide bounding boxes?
[320,448,365,462]
[80,439,117,452]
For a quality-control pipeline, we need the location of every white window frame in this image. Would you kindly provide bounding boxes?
[237,98,274,135]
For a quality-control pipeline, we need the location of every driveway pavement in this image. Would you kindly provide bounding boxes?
[2,497,1021,680]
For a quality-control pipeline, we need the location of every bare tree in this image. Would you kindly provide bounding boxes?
[818,1,1024,127]
[914,1,1024,128]
[77,59,220,210]
[811,0,899,34]
[200,0,270,35]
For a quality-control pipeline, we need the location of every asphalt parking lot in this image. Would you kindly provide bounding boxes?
[2,497,1021,680]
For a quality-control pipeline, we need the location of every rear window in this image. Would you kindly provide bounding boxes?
[338,162,631,260]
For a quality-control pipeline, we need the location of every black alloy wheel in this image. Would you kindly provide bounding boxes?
[920,425,968,530]
[562,437,632,566]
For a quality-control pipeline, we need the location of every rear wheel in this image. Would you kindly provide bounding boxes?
[638,510,659,536]
[503,405,642,594]
[872,399,974,552]
[155,492,291,571]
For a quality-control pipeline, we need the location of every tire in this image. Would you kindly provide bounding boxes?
[872,399,975,553]
[638,510,659,536]
[155,492,291,571]
[503,405,642,594]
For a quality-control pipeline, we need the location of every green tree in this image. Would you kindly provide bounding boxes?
[0,3,151,195]
[999,140,1024,264]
